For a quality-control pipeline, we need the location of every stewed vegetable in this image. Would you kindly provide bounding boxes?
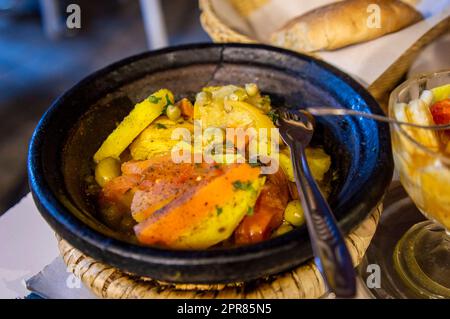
[92,84,332,249]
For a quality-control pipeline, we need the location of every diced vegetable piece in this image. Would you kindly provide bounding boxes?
[95,157,121,187]
[431,84,450,103]
[305,148,332,181]
[245,83,259,97]
[234,169,289,244]
[129,117,193,160]
[194,86,275,133]
[420,167,450,230]
[194,98,278,159]
[279,152,294,182]
[405,99,440,150]
[430,99,450,125]
[284,200,305,227]
[227,100,276,132]
[272,223,294,237]
[430,98,450,153]
[99,174,140,213]
[134,164,264,249]
[177,98,194,119]
[202,85,240,103]
[195,91,212,107]
[202,84,271,113]
[93,89,174,163]
[279,147,331,182]
[420,90,433,106]
[393,102,417,156]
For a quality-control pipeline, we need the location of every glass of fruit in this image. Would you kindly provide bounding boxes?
[389,70,450,298]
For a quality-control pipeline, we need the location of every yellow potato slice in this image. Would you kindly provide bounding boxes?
[93,89,174,163]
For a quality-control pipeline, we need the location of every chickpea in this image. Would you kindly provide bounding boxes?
[95,157,121,187]
[284,200,305,227]
[245,83,259,97]
[166,104,181,121]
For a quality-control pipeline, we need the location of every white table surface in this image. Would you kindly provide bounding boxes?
[0,193,59,298]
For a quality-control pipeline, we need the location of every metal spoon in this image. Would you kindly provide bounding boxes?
[276,108,356,298]
[306,107,450,130]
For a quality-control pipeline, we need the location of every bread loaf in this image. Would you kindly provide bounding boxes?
[270,0,423,52]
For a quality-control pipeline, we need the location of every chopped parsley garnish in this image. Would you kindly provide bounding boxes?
[232,180,253,191]
[148,95,162,104]
[162,93,174,114]
[155,123,167,129]
[246,207,254,216]
[216,206,223,216]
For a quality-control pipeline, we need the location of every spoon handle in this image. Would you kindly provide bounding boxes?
[289,140,356,298]
[306,107,450,130]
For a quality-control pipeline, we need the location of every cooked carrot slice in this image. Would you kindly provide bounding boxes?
[134,163,262,248]
[177,98,194,119]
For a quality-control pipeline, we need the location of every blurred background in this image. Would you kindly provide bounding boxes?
[0,0,210,214]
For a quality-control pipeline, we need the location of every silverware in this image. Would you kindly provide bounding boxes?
[277,108,356,298]
[306,107,450,130]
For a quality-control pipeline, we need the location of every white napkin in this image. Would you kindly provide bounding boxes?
[210,0,450,84]
[25,257,97,299]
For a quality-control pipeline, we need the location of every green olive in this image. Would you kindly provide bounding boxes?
[101,205,122,228]
[284,200,305,227]
[95,157,121,187]
[272,223,294,237]
[166,104,181,121]
[245,83,259,97]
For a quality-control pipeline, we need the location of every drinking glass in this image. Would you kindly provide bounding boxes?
[389,70,450,298]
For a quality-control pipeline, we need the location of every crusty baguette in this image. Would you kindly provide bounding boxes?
[270,0,423,52]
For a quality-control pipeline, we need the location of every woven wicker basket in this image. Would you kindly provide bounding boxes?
[61,205,381,299]
[199,0,450,111]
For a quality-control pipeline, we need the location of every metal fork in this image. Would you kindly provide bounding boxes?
[276,108,356,298]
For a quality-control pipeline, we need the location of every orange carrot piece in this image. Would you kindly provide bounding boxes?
[177,98,194,119]
[134,164,260,247]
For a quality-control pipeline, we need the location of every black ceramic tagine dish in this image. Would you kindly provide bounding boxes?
[28,43,393,284]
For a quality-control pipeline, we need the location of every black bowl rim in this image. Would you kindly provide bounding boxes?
[28,43,393,280]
